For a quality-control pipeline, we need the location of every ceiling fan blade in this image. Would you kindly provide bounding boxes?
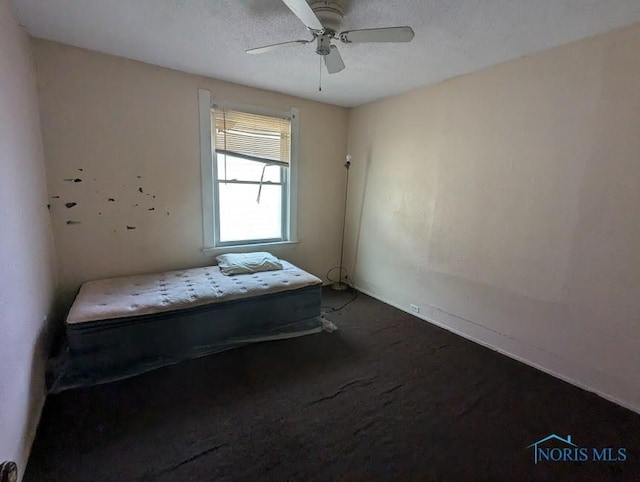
[246,40,310,55]
[324,45,345,74]
[281,0,324,31]
[340,26,415,44]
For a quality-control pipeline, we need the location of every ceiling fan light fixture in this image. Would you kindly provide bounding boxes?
[316,33,332,56]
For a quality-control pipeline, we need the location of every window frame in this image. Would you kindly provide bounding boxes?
[198,89,299,252]
[213,155,286,246]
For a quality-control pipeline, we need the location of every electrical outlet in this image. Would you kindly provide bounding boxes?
[409,304,420,314]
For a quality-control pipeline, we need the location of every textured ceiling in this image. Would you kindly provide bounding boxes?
[12,0,640,107]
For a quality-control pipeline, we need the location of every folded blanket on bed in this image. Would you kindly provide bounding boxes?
[215,251,283,275]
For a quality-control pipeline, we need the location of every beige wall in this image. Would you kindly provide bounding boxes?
[0,0,57,477]
[346,23,640,411]
[32,40,349,310]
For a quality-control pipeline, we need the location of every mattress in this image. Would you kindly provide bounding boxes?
[50,261,332,392]
[67,260,321,325]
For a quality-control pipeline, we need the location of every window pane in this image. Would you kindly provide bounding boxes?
[218,183,283,243]
[217,154,282,183]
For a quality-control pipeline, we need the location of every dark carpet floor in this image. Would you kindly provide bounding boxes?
[25,288,640,481]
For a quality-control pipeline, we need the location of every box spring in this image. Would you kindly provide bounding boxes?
[50,283,326,392]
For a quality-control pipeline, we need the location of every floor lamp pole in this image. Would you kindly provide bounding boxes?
[332,154,351,291]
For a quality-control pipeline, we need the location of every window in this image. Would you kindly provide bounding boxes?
[199,90,298,249]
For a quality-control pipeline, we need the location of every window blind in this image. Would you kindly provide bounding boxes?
[212,108,291,166]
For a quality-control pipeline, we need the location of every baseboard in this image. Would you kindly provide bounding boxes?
[354,284,640,415]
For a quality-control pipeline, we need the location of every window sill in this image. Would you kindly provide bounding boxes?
[202,240,300,256]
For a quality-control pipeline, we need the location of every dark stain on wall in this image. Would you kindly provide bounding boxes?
[47,204,51,211]
[78,168,84,172]
[55,175,166,226]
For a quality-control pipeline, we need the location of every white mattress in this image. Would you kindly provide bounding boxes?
[67,261,322,325]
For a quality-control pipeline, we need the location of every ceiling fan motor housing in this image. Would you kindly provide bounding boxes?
[310,1,344,32]
[316,34,332,55]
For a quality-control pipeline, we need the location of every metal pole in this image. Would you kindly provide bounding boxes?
[332,154,351,290]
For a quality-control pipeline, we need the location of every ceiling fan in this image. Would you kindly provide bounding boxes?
[246,0,415,74]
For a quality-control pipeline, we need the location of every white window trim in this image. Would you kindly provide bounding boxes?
[199,89,215,248]
[198,89,299,251]
[202,240,300,257]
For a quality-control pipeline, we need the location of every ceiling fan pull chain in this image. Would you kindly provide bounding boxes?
[318,55,322,91]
